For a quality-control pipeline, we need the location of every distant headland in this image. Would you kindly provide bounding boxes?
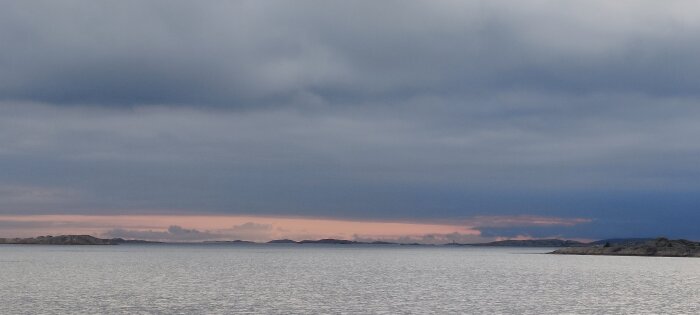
[0,235,116,245]
[0,235,160,245]
[550,238,700,257]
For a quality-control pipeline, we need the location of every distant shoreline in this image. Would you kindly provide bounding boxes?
[4,234,694,254]
[550,238,700,258]
[0,235,161,245]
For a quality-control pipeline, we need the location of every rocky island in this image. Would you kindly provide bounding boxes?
[0,235,158,245]
[0,235,116,245]
[550,238,700,257]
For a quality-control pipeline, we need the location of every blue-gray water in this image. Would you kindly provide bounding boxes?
[1,244,698,314]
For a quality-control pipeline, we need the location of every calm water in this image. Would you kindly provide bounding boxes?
[1,244,699,314]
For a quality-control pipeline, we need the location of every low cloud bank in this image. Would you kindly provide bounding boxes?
[0,214,594,242]
[103,225,224,242]
[103,222,276,242]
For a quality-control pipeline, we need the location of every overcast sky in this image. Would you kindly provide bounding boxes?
[1,1,699,241]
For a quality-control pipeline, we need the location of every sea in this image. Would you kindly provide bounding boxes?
[1,244,698,314]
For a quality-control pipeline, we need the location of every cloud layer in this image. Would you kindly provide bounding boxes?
[1,1,699,239]
[3,1,700,107]
[0,215,589,243]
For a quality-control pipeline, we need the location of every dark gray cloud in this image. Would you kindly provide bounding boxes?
[1,1,699,239]
[2,1,700,107]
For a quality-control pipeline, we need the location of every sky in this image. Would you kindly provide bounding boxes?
[1,1,699,242]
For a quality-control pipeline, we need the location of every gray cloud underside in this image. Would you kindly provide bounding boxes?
[2,1,700,106]
[1,1,699,239]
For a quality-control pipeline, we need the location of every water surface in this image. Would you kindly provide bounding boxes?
[1,244,698,314]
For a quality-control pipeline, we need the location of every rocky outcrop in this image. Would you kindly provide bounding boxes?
[588,238,653,247]
[0,235,116,245]
[550,238,700,257]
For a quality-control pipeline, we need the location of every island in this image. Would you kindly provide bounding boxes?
[0,235,158,245]
[0,235,116,245]
[550,238,700,257]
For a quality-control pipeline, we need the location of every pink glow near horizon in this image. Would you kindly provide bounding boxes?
[0,214,591,243]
